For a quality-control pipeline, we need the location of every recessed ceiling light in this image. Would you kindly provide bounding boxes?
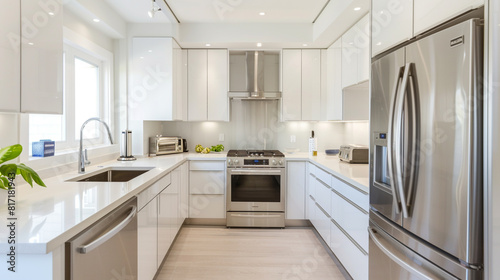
[93,18,100,22]
[303,44,308,47]
[256,43,262,47]
[205,43,211,47]
[148,50,153,53]
[349,42,354,45]
[376,42,382,46]
[354,7,361,11]
[28,42,34,46]
[259,12,266,16]
[140,56,144,59]
[48,12,55,16]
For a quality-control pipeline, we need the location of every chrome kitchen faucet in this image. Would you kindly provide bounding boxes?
[78,117,114,173]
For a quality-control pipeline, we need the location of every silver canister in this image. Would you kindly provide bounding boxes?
[118,130,136,161]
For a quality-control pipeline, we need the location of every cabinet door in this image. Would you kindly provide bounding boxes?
[341,28,358,88]
[0,0,20,112]
[356,14,370,83]
[21,0,63,114]
[187,49,208,121]
[172,40,185,121]
[286,161,306,219]
[372,0,413,56]
[138,198,157,280]
[158,184,178,266]
[282,49,302,121]
[301,49,321,121]
[180,162,189,220]
[327,39,343,121]
[414,0,483,35]
[189,194,225,218]
[207,49,228,121]
[130,37,174,121]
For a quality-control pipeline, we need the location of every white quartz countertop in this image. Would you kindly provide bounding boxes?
[286,152,369,193]
[0,151,369,255]
[0,153,226,254]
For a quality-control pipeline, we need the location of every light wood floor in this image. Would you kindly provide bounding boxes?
[156,226,348,280]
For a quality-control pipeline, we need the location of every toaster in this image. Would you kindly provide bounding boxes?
[149,136,184,156]
[339,144,369,164]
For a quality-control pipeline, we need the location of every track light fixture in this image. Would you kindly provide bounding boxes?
[148,0,162,18]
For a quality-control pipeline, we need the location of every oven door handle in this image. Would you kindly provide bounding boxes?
[228,169,284,175]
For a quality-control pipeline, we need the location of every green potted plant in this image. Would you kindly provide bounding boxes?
[0,144,46,190]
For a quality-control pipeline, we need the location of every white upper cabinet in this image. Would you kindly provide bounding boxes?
[282,49,302,121]
[207,49,228,121]
[0,0,20,112]
[187,49,208,121]
[371,0,413,56]
[282,49,322,121]
[414,0,483,35]
[301,49,321,121]
[187,49,228,121]
[130,37,185,121]
[356,14,370,82]
[326,39,343,121]
[21,0,63,114]
[341,28,359,88]
[342,13,370,88]
[372,0,483,56]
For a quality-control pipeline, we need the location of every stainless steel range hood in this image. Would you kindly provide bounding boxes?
[228,51,281,100]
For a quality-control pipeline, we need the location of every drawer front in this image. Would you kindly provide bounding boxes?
[315,202,331,246]
[331,190,369,252]
[330,220,368,280]
[315,177,331,213]
[189,170,225,194]
[314,165,331,186]
[137,173,171,210]
[189,194,225,218]
[331,175,369,211]
[190,160,225,171]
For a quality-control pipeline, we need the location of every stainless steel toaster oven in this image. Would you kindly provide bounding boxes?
[339,144,369,163]
[149,136,183,156]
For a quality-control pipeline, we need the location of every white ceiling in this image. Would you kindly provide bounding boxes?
[164,0,329,23]
[105,0,170,23]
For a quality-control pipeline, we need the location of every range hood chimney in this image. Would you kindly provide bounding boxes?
[228,51,281,100]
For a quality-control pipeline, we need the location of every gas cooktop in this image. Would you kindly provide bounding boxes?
[227,150,285,158]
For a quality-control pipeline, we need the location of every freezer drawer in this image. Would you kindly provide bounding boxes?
[369,221,457,280]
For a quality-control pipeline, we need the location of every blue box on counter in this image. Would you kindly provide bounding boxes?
[32,140,55,157]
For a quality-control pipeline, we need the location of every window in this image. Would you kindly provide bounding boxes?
[29,44,111,155]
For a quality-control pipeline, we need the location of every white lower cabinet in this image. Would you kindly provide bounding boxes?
[330,219,368,280]
[189,160,226,219]
[138,197,158,280]
[305,162,369,280]
[137,164,188,280]
[286,161,306,219]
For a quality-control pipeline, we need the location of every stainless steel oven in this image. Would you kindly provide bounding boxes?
[226,150,285,228]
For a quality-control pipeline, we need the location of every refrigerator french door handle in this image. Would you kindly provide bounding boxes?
[368,227,442,280]
[394,63,411,218]
[387,66,405,214]
[405,63,419,216]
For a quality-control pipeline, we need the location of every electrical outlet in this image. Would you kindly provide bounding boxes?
[290,135,296,143]
[219,133,225,141]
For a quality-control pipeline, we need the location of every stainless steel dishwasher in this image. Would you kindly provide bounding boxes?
[66,197,137,280]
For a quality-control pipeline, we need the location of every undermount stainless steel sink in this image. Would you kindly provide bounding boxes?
[67,167,153,182]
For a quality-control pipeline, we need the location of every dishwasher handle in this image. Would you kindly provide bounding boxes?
[77,205,137,254]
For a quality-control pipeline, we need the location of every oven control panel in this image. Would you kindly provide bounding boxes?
[227,157,284,168]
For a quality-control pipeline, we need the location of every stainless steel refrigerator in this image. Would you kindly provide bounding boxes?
[369,18,483,279]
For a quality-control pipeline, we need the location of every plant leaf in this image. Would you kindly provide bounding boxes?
[18,164,46,187]
[0,144,22,165]
[0,177,8,190]
[0,164,17,178]
[18,167,33,187]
